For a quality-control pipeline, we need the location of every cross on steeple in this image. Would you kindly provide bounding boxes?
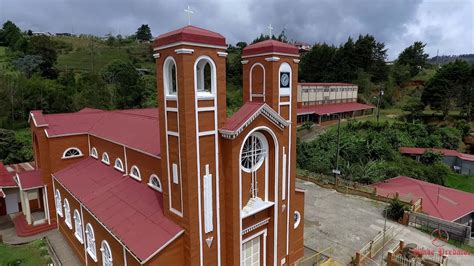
[267,24,274,37]
[184,5,194,25]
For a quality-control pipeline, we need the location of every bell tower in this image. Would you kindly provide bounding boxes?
[241,40,299,121]
[153,25,227,266]
[240,40,302,264]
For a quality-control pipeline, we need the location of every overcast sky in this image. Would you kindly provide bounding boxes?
[1,0,472,59]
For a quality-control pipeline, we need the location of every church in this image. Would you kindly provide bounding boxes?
[1,24,305,265]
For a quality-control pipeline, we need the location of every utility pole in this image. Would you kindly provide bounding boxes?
[376,86,384,123]
[332,113,342,178]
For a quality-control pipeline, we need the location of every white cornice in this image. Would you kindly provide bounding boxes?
[265,56,280,62]
[241,60,249,64]
[153,53,160,59]
[175,48,194,54]
[154,41,227,51]
[293,59,301,64]
[217,51,228,57]
[242,52,299,59]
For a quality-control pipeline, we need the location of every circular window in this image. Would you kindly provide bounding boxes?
[241,133,267,172]
[294,211,301,229]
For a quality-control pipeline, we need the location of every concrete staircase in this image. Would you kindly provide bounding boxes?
[12,214,56,237]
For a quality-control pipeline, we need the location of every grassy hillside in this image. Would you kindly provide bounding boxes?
[55,36,154,72]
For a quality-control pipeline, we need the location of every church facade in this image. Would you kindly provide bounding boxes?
[25,25,304,266]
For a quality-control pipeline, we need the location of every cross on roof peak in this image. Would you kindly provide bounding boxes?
[184,5,194,26]
[268,24,274,36]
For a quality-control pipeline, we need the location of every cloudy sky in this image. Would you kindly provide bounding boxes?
[1,0,472,59]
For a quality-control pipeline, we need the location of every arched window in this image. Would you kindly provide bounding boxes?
[62,147,83,159]
[148,175,162,192]
[86,223,97,261]
[164,57,178,96]
[101,240,113,266]
[102,152,110,165]
[130,165,141,181]
[114,158,124,172]
[294,211,301,229]
[91,147,98,159]
[55,189,63,217]
[64,198,72,229]
[195,57,215,96]
[241,132,268,173]
[73,210,83,243]
[279,62,292,96]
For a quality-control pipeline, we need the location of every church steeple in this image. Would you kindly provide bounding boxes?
[241,40,299,120]
[154,25,227,266]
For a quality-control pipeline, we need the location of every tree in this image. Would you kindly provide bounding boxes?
[0,21,26,51]
[299,43,337,82]
[102,60,143,109]
[27,35,58,78]
[11,55,43,78]
[421,60,472,118]
[397,41,429,77]
[401,98,425,123]
[135,24,152,42]
[420,150,443,165]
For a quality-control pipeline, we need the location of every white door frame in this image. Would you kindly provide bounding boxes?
[242,229,267,266]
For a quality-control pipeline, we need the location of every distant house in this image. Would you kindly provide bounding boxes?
[296,83,375,124]
[372,176,474,229]
[294,41,312,53]
[55,33,73,37]
[32,31,54,37]
[400,147,474,175]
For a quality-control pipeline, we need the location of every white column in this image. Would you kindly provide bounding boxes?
[22,190,32,225]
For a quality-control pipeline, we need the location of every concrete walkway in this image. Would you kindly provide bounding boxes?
[47,229,81,266]
[297,179,474,265]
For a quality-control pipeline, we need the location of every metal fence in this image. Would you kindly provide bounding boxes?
[357,226,395,265]
[409,212,471,244]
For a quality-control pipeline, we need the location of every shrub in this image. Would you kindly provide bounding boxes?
[384,198,409,221]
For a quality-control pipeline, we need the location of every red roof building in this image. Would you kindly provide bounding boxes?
[372,176,474,222]
[7,26,305,266]
[296,82,375,124]
[400,147,474,174]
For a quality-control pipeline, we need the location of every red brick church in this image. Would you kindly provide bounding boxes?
[0,25,304,265]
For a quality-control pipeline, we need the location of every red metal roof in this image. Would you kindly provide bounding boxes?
[399,147,474,162]
[371,176,474,221]
[54,158,182,261]
[220,102,289,139]
[0,163,16,187]
[154,25,226,48]
[298,82,356,87]
[222,102,265,132]
[297,102,375,116]
[36,108,161,156]
[30,110,48,127]
[17,170,43,190]
[242,40,299,57]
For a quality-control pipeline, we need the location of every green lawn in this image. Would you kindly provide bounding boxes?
[445,173,474,194]
[0,239,52,265]
[56,37,153,72]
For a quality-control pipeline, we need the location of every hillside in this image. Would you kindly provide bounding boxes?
[429,54,474,65]
[55,36,154,73]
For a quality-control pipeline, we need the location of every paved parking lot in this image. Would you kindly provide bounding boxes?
[297,179,474,265]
